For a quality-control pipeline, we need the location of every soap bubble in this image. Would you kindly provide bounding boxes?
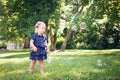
[80,22,86,29]
[98,62,102,66]
[97,59,101,63]
[72,25,78,31]
[109,37,114,43]
[97,59,102,67]
[47,57,52,64]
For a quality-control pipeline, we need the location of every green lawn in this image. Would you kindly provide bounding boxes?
[0,49,120,80]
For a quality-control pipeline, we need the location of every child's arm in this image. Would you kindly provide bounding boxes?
[44,40,47,47]
[30,39,37,52]
[44,40,50,54]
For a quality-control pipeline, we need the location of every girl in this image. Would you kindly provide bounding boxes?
[29,21,48,73]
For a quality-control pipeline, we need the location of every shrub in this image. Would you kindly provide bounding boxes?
[0,43,7,49]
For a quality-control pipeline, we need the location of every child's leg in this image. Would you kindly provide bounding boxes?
[29,60,36,72]
[39,60,44,73]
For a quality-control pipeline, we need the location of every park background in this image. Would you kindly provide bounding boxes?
[0,0,120,80]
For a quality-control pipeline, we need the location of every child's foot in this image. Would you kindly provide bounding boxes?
[40,70,44,73]
[29,70,34,73]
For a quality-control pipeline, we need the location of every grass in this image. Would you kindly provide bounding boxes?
[0,49,120,80]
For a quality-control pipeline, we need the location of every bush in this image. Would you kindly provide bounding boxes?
[56,40,63,49]
[0,43,7,49]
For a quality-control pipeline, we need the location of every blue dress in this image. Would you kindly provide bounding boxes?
[30,33,47,60]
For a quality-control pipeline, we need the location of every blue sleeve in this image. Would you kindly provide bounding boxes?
[31,34,36,40]
[43,34,47,41]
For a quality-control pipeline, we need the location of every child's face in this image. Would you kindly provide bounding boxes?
[37,24,46,34]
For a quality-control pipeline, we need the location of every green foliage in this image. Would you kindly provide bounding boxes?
[0,43,6,49]
[0,0,61,42]
[56,39,63,49]
[65,0,120,49]
[0,0,120,49]
[48,0,62,36]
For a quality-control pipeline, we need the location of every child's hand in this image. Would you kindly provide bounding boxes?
[46,48,50,54]
[44,40,47,47]
[32,47,37,52]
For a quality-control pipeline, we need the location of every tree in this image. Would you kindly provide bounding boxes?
[82,0,119,49]
[60,0,120,50]
[0,0,61,48]
[48,0,62,51]
[59,0,88,51]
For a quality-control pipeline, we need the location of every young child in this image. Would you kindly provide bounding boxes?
[29,21,48,73]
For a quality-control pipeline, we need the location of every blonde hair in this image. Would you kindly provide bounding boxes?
[35,21,46,33]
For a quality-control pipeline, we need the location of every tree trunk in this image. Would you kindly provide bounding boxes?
[59,27,73,52]
[45,20,49,42]
[59,6,84,52]
[50,26,57,51]
[50,35,57,51]
[23,36,29,48]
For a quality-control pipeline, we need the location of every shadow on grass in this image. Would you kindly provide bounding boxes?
[0,51,119,59]
[0,49,30,54]
[0,53,29,59]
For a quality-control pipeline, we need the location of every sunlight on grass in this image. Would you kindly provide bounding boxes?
[52,49,120,56]
[0,57,29,64]
[5,69,25,76]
